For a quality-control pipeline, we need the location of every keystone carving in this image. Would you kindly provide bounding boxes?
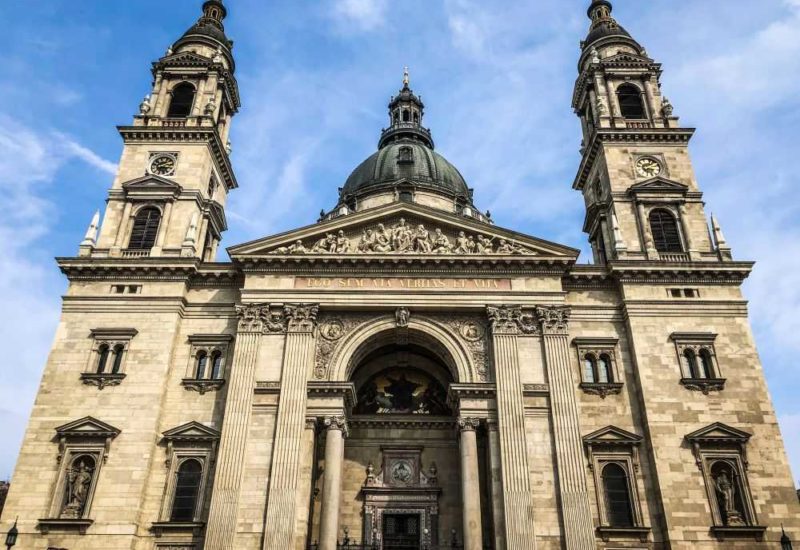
[396,307,410,328]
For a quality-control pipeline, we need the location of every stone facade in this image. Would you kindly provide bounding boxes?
[1,1,799,550]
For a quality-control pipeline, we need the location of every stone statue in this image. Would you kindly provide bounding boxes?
[467,235,477,253]
[454,231,470,254]
[139,95,152,115]
[373,224,392,252]
[358,229,375,252]
[714,469,745,525]
[212,46,224,64]
[476,234,494,253]
[661,97,674,117]
[590,47,600,64]
[413,225,432,253]
[311,233,335,253]
[226,140,233,155]
[431,228,452,253]
[392,218,413,252]
[596,96,607,115]
[62,461,93,518]
[204,99,217,116]
[396,307,410,328]
[288,240,309,254]
[496,239,514,254]
[335,230,351,253]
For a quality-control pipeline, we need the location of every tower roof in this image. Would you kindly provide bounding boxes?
[582,0,640,52]
[173,0,235,70]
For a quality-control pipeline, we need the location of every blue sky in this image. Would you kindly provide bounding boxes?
[0,0,797,483]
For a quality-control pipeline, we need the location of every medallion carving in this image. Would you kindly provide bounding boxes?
[319,319,345,341]
[314,313,374,380]
[442,316,490,381]
[395,307,411,328]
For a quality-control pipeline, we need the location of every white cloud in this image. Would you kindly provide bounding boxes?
[58,134,118,175]
[330,0,388,31]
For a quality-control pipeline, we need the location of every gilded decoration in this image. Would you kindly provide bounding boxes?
[268,217,536,256]
[354,368,451,415]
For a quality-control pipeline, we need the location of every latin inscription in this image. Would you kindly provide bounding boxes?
[296,277,511,291]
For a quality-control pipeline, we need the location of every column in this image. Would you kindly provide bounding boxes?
[458,417,484,550]
[263,304,319,549]
[678,203,697,260]
[486,306,537,550]
[318,416,347,550]
[535,307,595,550]
[637,202,657,258]
[293,418,319,550]
[205,304,275,549]
[643,78,660,126]
[486,420,507,550]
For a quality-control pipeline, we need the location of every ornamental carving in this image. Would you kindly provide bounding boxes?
[486,306,538,336]
[314,313,372,380]
[457,417,481,432]
[444,315,490,381]
[536,306,571,335]
[268,218,536,256]
[323,415,348,436]
[395,307,410,328]
[319,319,345,341]
[284,304,319,333]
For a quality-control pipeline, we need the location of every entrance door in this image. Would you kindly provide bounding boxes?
[382,513,421,550]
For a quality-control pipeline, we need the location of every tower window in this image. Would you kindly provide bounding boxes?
[168,83,196,118]
[210,351,224,379]
[402,109,410,122]
[96,345,110,374]
[128,207,161,250]
[602,463,635,528]
[111,344,125,374]
[170,459,203,522]
[617,84,646,119]
[195,351,208,380]
[648,209,682,253]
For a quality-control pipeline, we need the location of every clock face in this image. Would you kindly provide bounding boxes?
[149,155,176,176]
[635,157,662,178]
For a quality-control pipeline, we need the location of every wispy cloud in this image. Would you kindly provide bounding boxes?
[329,0,388,31]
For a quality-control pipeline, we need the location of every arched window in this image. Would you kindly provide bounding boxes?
[584,354,597,383]
[617,84,646,119]
[393,111,399,124]
[128,207,161,250]
[210,351,223,379]
[683,349,700,379]
[402,109,410,122]
[111,344,125,374]
[698,349,714,379]
[96,344,110,374]
[170,459,203,522]
[167,83,196,118]
[602,463,634,527]
[195,352,208,380]
[649,210,683,253]
[598,354,613,384]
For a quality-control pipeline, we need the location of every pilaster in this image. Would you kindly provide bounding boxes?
[536,306,595,550]
[486,306,538,550]
[263,304,320,549]
[206,304,283,549]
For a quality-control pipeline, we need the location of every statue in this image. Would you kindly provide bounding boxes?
[596,96,607,115]
[373,224,392,252]
[62,460,93,518]
[476,234,494,253]
[212,46,224,64]
[204,99,217,116]
[396,307,410,328]
[661,96,674,117]
[454,231,471,254]
[467,235,477,253]
[496,238,514,254]
[413,225,432,253]
[139,95,152,115]
[226,140,233,155]
[311,233,336,253]
[288,240,309,254]
[590,47,600,64]
[358,229,375,252]
[392,218,413,252]
[335,230,351,253]
[431,228,452,253]
[714,469,745,525]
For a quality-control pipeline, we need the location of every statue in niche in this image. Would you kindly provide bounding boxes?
[714,467,745,525]
[61,459,94,518]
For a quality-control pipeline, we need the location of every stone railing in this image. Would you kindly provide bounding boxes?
[658,252,690,262]
[625,120,653,129]
[121,249,151,258]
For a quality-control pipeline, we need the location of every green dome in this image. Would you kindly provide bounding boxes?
[342,139,471,201]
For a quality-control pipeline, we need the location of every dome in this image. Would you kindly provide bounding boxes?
[342,140,471,201]
[582,0,640,52]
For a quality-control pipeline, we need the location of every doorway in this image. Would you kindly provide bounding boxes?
[382,513,421,549]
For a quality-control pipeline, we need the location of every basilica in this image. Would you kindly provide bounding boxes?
[1,1,798,549]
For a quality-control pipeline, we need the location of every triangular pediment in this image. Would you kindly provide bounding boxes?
[629,176,688,195]
[162,421,220,442]
[55,416,121,439]
[685,422,751,443]
[583,425,643,446]
[122,174,183,200]
[602,52,654,66]
[228,202,579,259]
[157,51,214,68]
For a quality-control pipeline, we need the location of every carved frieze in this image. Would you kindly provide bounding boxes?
[486,306,538,336]
[536,306,571,335]
[268,217,537,256]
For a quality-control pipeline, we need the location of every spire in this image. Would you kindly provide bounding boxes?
[172,0,235,70]
[582,0,639,53]
[79,210,100,257]
[711,214,732,261]
[379,68,434,149]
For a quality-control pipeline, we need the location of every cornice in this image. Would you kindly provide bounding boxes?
[608,260,754,284]
[573,128,696,190]
[58,258,200,282]
[117,126,238,190]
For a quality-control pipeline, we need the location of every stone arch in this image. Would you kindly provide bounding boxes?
[328,315,475,383]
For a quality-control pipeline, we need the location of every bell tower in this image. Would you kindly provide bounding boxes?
[80,0,240,261]
[572,0,731,264]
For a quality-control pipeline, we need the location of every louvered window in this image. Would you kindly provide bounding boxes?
[649,210,682,252]
[128,207,161,250]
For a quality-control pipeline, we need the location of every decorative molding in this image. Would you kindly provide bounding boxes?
[680,378,726,394]
[254,381,281,394]
[81,372,126,390]
[37,518,94,535]
[307,381,357,411]
[395,307,410,328]
[181,378,226,394]
[322,415,348,435]
[150,521,205,538]
[486,305,538,336]
[314,313,374,380]
[579,382,623,398]
[596,526,651,543]
[709,525,766,541]
[536,306,571,335]
[54,417,121,464]
[443,315,490,381]
[284,303,319,333]
[236,303,286,334]
[522,383,550,395]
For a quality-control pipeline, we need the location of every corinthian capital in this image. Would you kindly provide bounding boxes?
[535,306,571,335]
[457,417,481,432]
[323,415,348,437]
[486,305,538,335]
[284,303,319,333]
[236,304,270,333]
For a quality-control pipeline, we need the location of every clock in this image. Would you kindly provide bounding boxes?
[149,154,177,176]
[635,157,662,178]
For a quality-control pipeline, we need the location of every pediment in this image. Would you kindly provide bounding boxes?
[229,202,579,259]
[122,174,183,194]
[602,52,654,66]
[157,51,214,68]
[629,177,688,195]
[55,416,121,439]
[583,425,643,447]
[685,423,751,444]
[162,421,220,442]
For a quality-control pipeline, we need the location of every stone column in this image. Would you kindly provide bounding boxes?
[486,420,507,550]
[637,202,657,258]
[458,417,483,550]
[486,306,538,550]
[319,416,347,550]
[643,78,660,125]
[536,307,595,550]
[205,304,280,550]
[678,204,697,260]
[293,418,319,550]
[263,304,319,549]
